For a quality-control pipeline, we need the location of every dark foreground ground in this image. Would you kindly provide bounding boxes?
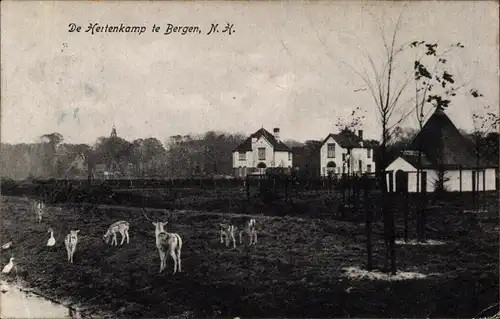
[0,191,498,318]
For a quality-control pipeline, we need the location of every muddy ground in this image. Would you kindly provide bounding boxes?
[0,192,498,318]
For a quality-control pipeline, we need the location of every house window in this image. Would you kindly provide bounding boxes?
[367,164,372,173]
[258,148,266,160]
[367,148,371,158]
[359,160,362,172]
[238,152,246,161]
[327,143,335,158]
[342,153,346,162]
[288,152,292,161]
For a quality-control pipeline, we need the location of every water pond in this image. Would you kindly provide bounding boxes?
[0,282,73,319]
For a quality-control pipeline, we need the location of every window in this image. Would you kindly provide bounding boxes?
[359,160,362,172]
[327,143,335,158]
[367,148,371,158]
[288,152,292,161]
[367,164,372,173]
[342,153,346,162]
[238,151,246,161]
[258,148,266,160]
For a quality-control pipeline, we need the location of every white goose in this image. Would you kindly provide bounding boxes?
[2,257,14,274]
[47,228,56,247]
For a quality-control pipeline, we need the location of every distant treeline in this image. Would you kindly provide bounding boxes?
[1,128,497,180]
[1,131,317,180]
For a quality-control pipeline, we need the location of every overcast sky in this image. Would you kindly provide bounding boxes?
[1,1,498,145]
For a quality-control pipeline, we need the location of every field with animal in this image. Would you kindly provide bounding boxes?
[0,189,498,318]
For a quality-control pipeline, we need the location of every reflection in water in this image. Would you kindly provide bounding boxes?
[0,283,71,319]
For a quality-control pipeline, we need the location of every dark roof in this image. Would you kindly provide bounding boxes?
[400,108,497,169]
[322,130,368,149]
[233,128,292,152]
[398,150,435,168]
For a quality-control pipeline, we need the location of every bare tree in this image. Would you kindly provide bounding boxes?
[342,8,415,274]
[335,107,367,176]
[308,5,419,274]
[40,132,63,177]
[410,41,470,241]
[471,101,499,209]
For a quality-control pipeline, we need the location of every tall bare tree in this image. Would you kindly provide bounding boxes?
[308,4,420,273]
[410,41,472,241]
[342,8,415,274]
[470,101,499,209]
[40,132,63,177]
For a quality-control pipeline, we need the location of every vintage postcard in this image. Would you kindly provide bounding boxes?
[1,1,499,318]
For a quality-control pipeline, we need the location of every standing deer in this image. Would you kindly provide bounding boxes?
[64,230,80,263]
[142,209,182,274]
[219,223,237,248]
[103,221,130,246]
[219,218,258,248]
[240,218,258,246]
[32,200,45,224]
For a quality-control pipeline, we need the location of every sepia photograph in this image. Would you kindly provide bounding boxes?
[0,1,499,318]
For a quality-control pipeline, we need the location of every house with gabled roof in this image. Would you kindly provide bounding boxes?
[386,108,499,193]
[319,129,376,177]
[232,127,293,177]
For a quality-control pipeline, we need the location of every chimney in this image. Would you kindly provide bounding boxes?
[251,136,257,143]
[273,127,280,141]
[358,129,363,140]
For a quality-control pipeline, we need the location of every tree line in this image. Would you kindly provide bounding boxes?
[1,125,496,181]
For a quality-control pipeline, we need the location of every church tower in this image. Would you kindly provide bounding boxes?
[111,125,117,138]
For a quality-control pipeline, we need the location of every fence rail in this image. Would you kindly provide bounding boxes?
[1,173,379,190]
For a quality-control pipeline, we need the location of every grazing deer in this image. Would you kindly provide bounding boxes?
[219,218,258,248]
[64,230,80,263]
[240,218,258,246]
[103,221,130,246]
[219,223,237,248]
[142,209,182,274]
[32,200,45,223]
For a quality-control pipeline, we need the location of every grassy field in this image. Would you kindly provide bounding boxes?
[0,192,498,318]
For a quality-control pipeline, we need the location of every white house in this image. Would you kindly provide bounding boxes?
[319,129,376,177]
[232,127,293,177]
[386,108,499,193]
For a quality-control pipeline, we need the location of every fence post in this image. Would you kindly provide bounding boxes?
[403,190,409,242]
[459,165,462,195]
[285,177,289,203]
[246,176,250,200]
[273,177,277,195]
[353,177,359,215]
[342,174,346,207]
[420,180,427,242]
[482,169,486,210]
[364,177,372,271]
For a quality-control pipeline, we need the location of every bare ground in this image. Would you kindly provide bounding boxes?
[0,194,498,318]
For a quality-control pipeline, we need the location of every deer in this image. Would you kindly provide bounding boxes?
[103,221,130,246]
[142,209,182,274]
[219,222,237,248]
[64,230,80,263]
[32,199,46,224]
[219,217,258,248]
